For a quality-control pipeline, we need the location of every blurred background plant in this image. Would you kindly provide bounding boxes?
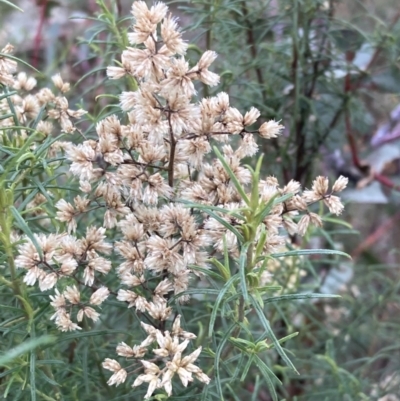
[0,0,400,400]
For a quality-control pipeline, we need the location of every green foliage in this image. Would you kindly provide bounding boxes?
[176,0,400,183]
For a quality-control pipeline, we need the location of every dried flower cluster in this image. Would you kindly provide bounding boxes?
[103,316,209,398]
[0,44,85,137]
[5,1,349,399]
[15,229,111,331]
[0,44,17,86]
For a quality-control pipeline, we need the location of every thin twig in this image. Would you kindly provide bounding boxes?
[241,1,265,102]
[167,111,176,188]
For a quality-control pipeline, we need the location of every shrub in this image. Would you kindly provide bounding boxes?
[0,2,350,400]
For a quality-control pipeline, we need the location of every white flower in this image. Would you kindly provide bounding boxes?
[102,359,127,386]
[89,286,110,305]
[243,107,260,126]
[133,361,161,399]
[39,273,58,291]
[63,285,80,304]
[259,120,284,139]
[332,175,348,192]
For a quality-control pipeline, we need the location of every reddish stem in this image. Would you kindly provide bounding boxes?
[33,0,48,68]
[344,48,400,192]
[346,99,400,191]
[345,109,362,170]
[352,210,400,259]
[373,173,400,191]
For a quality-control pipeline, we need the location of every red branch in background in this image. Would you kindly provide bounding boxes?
[33,0,48,68]
[344,10,400,193]
[346,96,400,191]
[346,100,400,191]
[351,210,400,260]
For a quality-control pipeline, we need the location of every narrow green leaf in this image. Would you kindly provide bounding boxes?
[249,156,263,210]
[240,355,254,382]
[59,329,131,342]
[0,113,14,120]
[15,152,35,171]
[264,293,340,304]
[213,146,250,205]
[0,145,14,155]
[322,216,353,228]
[0,367,20,379]
[0,0,23,12]
[270,248,351,259]
[37,370,60,387]
[0,90,17,100]
[202,208,244,244]
[3,86,21,134]
[0,125,36,133]
[223,292,241,304]
[266,332,299,348]
[83,344,90,394]
[31,105,46,130]
[3,375,15,398]
[250,295,298,374]
[200,383,209,401]
[35,132,66,158]
[0,53,40,73]
[255,224,266,259]
[30,177,53,203]
[189,265,223,280]
[30,326,37,401]
[210,257,230,281]
[251,375,262,401]
[256,285,282,292]
[239,242,250,303]
[168,288,220,303]
[36,360,65,366]
[223,235,230,273]
[255,153,264,176]
[215,324,236,401]
[0,304,25,314]
[7,130,37,168]
[15,295,34,322]
[10,206,43,259]
[75,66,108,86]
[181,200,246,221]
[228,338,250,353]
[255,193,292,225]
[226,385,242,401]
[208,274,239,337]
[254,355,280,401]
[0,336,55,366]
[231,353,247,381]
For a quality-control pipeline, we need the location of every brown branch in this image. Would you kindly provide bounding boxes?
[166,111,176,188]
[241,1,265,100]
[293,5,336,183]
[364,11,400,73]
[306,0,335,99]
[304,8,400,185]
[127,158,169,171]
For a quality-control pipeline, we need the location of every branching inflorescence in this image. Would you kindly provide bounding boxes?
[1,1,349,399]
